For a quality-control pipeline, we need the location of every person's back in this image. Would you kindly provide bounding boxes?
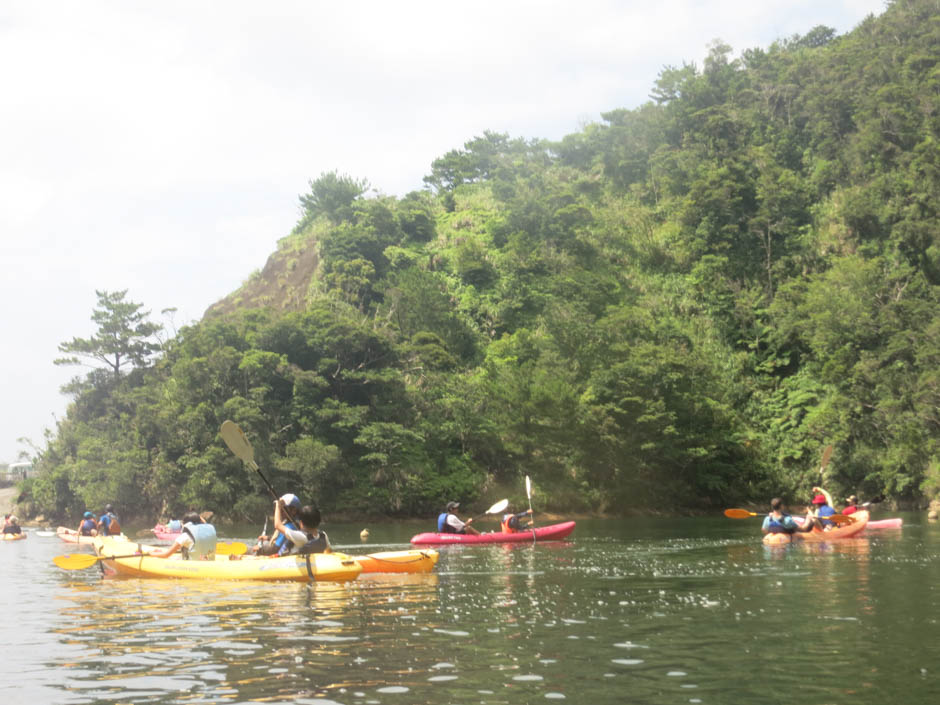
[98,505,122,536]
[78,512,97,536]
[280,505,331,555]
[2,517,21,535]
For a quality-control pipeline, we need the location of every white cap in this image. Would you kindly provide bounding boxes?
[280,493,301,508]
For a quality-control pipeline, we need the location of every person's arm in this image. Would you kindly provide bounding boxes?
[322,531,331,553]
[272,499,290,535]
[149,538,183,558]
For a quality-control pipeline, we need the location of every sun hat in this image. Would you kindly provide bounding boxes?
[846,495,858,503]
[812,494,827,505]
[84,511,94,518]
[445,501,459,511]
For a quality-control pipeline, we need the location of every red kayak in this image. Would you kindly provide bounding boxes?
[411,521,575,545]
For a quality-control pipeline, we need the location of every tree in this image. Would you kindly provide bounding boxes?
[55,290,162,379]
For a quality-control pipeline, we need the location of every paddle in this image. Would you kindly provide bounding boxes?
[724,508,854,525]
[54,552,145,570]
[818,445,834,476]
[525,476,536,543]
[34,530,56,537]
[862,495,885,507]
[473,499,508,520]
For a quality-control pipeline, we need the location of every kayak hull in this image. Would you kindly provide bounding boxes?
[763,510,869,545]
[57,527,127,544]
[340,549,439,573]
[93,537,361,582]
[2,532,26,541]
[411,521,576,545]
[151,524,182,541]
[866,517,903,529]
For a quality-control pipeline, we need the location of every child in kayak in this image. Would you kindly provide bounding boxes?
[149,512,217,560]
[500,508,533,533]
[273,499,331,555]
[809,486,838,529]
[761,498,815,537]
[76,511,98,537]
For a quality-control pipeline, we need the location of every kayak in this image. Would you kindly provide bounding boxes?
[763,510,869,545]
[340,549,438,574]
[865,517,903,529]
[410,521,576,545]
[93,537,362,582]
[151,524,182,541]
[2,532,26,541]
[57,526,127,545]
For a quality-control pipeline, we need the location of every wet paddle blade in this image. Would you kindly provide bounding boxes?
[486,499,509,515]
[53,553,100,570]
[819,445,834,475]
[724,508,759,519]
[220,420,259,470]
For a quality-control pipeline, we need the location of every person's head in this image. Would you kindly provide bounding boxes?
[84,511,94,519]
[445,501,459,513]
[279,493,302,510]
[8,515,17,525]
[105,504,114,513]
[297,505,321,529]
[182,511,204,525]
[846,494,858,504]
[770,497,784,511]
[812,493,827,506]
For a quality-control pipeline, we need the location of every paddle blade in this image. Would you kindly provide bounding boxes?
[525,475,532,499]
[220,420,258,469]
[216,541,248,556]
[819,445,834,474]
[829,514,854,525]
[486,499,509,515]
[724,508,758,519]
[53,553,100,570]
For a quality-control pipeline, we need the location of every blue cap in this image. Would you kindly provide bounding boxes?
[84,511,93,518]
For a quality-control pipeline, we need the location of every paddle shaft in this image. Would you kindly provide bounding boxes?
[525,476,536,543]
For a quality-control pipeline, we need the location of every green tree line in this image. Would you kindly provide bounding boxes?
[19,0,940,523]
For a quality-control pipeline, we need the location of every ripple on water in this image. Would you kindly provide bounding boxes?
[376,685,410,693]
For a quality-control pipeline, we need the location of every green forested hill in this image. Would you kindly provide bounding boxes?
[25,0,940,522]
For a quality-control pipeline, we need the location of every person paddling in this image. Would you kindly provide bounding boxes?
[97,504,122,536]
[76,511,98,537]
[843,495,859,515]
[149,512,217,560]
[438,501,480,535]
[500,508,533,533]
[761,498,815,537]
[808,486,838,529]
[2,515,23,536]
[272,499,331,555]
[252,493,303,556]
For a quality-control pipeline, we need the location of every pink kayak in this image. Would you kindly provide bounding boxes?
[411,521,575,545]
[865,517,903,529]
[151,524,183,540]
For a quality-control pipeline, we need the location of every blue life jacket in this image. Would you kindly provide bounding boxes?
[275,521,299,556]
[79,518,97,536]
[817,505,837,526]
[437,512,457,533]
[764,514,793,534]
[182,522,217,559]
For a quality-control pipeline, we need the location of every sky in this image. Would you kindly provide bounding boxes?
[0,0,887,463]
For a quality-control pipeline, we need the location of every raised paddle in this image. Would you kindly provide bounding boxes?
[861,495,885,507]
[221,420,298,520]
[818,445,834,476]
[525,476,536,543]
[472,499,509,520]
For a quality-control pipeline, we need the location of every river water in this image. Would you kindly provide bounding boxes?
[1,514,938,704]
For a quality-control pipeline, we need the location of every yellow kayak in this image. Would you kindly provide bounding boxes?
[93,537,361,582]
[2,532,26,541]
[338,549,438,574]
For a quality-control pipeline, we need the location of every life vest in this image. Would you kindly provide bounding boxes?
[182,522,217,559]
[275,521,299,556]
[167,519,182,532]
[843,506,858,515]
[817,505,836,526]
[79,518,97,536]
[296,529,330,555]
[501,513,521,533]
[764,513,793,534]
[99,512,122,535]
[438,513,458,533]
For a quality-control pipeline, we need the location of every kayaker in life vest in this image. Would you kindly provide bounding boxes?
[150,512,218,560]
[843,495,859,515]
[76,511,98,537]
[501,508,533,533]
[272,499,331,554]
[97,504,122,536]
[808,487,838,529]
[2,515,22,535]
[761,498,814,536]
[437,502,480,535]
[252,493,304,556]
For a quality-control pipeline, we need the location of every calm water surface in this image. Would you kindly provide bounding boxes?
[1,515,939,704]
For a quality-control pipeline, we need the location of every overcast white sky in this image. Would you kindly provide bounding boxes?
[0,0,886,463]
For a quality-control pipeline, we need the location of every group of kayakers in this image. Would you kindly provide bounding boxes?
[438,501,533,536]
[75,504,122,537]
[762,486,864,537]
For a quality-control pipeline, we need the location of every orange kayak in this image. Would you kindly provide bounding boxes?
[763,510,869,545]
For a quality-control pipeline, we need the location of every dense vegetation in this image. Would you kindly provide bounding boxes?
[20,0,940,523]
